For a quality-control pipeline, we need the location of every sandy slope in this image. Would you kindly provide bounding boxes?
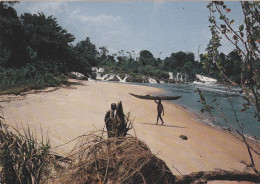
[0,80,259,177]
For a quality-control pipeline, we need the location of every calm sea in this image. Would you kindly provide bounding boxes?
[130,82,260,139]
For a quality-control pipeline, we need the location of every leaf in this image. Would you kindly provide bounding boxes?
[220,24,226,29]
[239,24,244,31]
[242,103,248,108]
[227,30,232,33]
[206,105,214,110]
[209,17,215,23]
[219,15,225,20]
[240,108,247,112]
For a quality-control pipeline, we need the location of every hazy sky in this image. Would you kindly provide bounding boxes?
[14,1,243,59]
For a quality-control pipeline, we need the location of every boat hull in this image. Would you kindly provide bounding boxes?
[129,93,181,100]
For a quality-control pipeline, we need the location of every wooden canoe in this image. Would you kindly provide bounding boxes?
[129,93,181,100]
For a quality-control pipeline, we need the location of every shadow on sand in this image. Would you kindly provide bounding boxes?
[138,122,187,129]
[68,81,87,86]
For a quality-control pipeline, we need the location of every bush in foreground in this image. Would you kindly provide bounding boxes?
[54,134,175,184]
[0,117,55,183]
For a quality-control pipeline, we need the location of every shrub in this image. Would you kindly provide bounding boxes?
[0,118,54,183]
[0,61,67,95]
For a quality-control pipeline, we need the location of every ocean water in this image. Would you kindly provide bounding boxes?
[131,82,260,139]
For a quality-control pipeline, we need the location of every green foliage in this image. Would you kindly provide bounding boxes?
[0,2,94,94]
[1,1,252,92]
[0,2,27,67]
[139,50,154,59]
[20,13,75,65]
[194,88,214,113]
[139,50,157,66]
[0,4,75,68]
[164,51,200,77]
[99,46,109,60]
[0,2,92,75]
[98,47,246,83]
[218,51,242,84]
[0,62,67,95]
[207,1,260,120]
[98,55,170,81]
[74,37,98,67]
[0,118,53,183]
[207,1,260,173]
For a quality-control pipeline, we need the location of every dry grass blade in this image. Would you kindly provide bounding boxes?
[54,133,175,184]
[0,118,55,184]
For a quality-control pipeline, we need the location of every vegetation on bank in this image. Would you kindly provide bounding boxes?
[0,2,91,94]
[0,62,68,95]
[96,48,244,84]
[0,2,247,95]
[0,1,259,182]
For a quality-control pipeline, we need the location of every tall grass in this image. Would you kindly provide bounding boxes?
[0,61,68,95]
[0,116,54,183]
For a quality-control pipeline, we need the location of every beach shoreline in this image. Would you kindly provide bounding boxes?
[129,81,260,143]
[0,79,259,176]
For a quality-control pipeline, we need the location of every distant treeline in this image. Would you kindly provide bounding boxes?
[97,44,242,83]
[0,2,242,94]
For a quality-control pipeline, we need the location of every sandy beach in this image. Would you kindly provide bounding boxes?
[0,80,259,177]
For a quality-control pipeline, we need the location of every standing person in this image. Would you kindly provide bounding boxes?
[104,103,117,138]
[155,99,164,125]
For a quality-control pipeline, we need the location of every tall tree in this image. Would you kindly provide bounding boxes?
[0,1,27,67]
[99,46,109,60]
[139,50,157,66]
[20,13,75,64]
[75,37,98,67]
[219,50,242,84]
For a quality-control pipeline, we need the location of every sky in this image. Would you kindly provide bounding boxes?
[14,1,244,60]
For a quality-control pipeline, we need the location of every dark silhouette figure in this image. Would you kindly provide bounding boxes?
[155,99,164,125]
[104,101,131,138]
[104,103,117,138]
